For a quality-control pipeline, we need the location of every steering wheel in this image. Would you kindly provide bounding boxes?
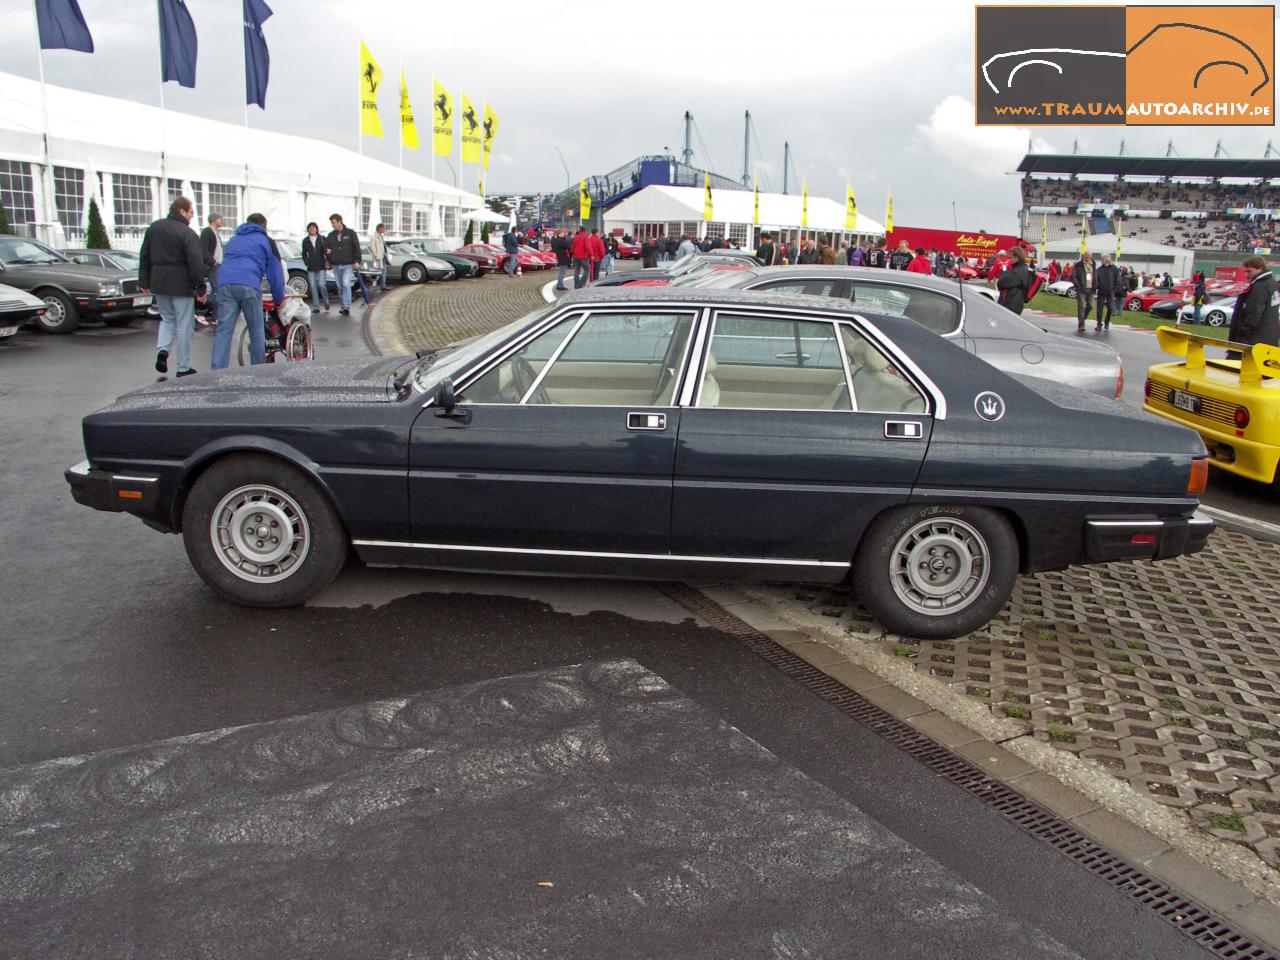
[511,356,551,405]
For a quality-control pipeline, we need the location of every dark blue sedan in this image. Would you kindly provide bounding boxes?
[66,288,1213,639]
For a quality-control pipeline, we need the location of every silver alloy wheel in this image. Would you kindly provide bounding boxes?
[405,263,425,283]
[210,483,311,583]
[287,274,310,295]
[1207,311,1226,327]
[41,296,66,326]
[889,516,991,616]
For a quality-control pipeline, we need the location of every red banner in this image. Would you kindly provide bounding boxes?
[885,225,1027,259]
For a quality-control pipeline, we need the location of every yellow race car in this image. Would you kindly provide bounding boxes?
[1145,325,1280,486]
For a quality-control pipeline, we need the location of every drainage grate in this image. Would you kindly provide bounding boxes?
[660,583,1278,960]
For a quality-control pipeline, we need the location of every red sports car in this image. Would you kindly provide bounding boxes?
[457,243,546,272]
[615,239,642,259]
[1123,285,1193,312]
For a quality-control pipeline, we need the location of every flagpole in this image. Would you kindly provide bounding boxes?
[31,5,54,236]
[156,3,168,209]
[355,38,362,230]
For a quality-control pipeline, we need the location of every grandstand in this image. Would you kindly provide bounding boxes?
[1018,153,1280,255]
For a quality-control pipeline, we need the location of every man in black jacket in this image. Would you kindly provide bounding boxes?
[995,246,1033,315]
[551,228,572,290]
[324,214,361,315]
[1072,251,1096,331]
[140,196,205,377]
[755,232,776,266]
[200,213,223,292]
[1228,256,1280,354]
[1094,253,1121,331]
[866,241,888,268]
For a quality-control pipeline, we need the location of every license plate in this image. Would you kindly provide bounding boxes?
[133,295,153,306]
[0,325,17,337]
[1171,389,1201,414]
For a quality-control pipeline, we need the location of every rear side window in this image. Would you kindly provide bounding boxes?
[754,278,840,296]
[850,283,961,336]
[697,314,851,411]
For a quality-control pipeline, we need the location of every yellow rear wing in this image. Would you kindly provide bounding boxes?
[1155,325,1280,386]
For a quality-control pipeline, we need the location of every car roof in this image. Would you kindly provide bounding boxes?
[559,284,871,317]
[719,264,977,294]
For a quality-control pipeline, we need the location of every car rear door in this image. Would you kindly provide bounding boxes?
[671,309,934,564]
[407,308,697,557]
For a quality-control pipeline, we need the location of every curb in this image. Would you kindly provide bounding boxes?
[540,280,557,304]
[1199,504,1280,546]
[690,582,1280,949]
[362,286,417,358]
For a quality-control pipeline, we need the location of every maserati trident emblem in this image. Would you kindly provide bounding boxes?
[975,391,1006,422]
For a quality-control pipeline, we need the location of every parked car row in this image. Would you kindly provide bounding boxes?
[0,236,152,335]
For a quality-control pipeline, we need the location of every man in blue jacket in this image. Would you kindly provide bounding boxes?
[211,213,288,369]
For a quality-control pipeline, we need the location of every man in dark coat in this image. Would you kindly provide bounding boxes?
[641,237,659,268]
[866,241,887,268]
[1228,256,1280,353]
[139,196,205,377]
[1094,253,1121,330]
[200,213,223,292]
[323,214,361,315]
[755,232,776,266]
[301,222,329,312]
[995,246,1034,315]
[551,228,572,290]
[1072,251,1096,331]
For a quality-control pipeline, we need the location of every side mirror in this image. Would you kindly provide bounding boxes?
[437,378,456,412]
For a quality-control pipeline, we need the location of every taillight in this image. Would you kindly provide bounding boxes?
[1115,358,1125,399]
[1234,406,1250,428]
[1187,457,1208,495]
[1143,378,1151,399]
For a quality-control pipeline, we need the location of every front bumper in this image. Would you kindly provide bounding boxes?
[1085,510,1214,563]
[76,294,153,319]
[65,459,161,517]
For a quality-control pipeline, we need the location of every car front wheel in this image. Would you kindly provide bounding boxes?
[287,272,310,296]
[403,263,427,284]
[182,454,347,607]
[36,290,79,333]
[1206,310,1227,327]
[1126,299,1141,311]
[854,505,1018,639]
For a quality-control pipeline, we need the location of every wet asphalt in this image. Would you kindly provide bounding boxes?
[0,301,1219,958]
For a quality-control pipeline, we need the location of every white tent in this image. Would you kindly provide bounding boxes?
[0,71,483,246]
[461,209,512,223]
[1043,233,1194,277]
[602,184,885,243]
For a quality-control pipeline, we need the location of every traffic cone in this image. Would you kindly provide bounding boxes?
[516,264,522,277]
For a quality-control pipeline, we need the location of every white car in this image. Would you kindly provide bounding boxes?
[1177,297,1235,327]
[1046,280,1076,298]
[0,282,46,339]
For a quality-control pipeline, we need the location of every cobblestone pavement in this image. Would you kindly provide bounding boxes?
[378,270,551,354]
[753,528,1280,870]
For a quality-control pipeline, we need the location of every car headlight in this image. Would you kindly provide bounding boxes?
[98,282,122,297]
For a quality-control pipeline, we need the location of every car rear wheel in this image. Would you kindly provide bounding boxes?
[853,505,1018,639]
[1206,310,1227,327]
[35,290,79,334]
[403,263,427,284]
[182,455,347,607]
[1126,299,1141,311]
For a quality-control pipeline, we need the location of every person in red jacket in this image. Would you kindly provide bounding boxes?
[587,228,606,281]
[1047,260,1059,283]
[906,247,932,274]
[571,227,593,288]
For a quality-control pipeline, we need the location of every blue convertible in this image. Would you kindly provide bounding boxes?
[65,288,1213,638]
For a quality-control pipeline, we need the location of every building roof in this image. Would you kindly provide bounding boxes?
[600,184,885,234]
[1018,153,1280,180]
[0,71,482,206]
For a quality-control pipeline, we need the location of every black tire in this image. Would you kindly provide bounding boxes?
[287,272,311,297]
[1206,310,1227,327]
[285,321,313,360]
[35,289,79,334]
[403,262,427,284]
[853,505,1018,639]
[181,454,347,607]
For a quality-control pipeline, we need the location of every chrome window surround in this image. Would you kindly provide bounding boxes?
[518,313,591,403]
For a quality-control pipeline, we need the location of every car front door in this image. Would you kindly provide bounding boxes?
[407,308,697,560]
[672,310,934,564]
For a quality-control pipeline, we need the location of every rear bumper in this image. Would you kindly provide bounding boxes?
[1143,403,1280,484]
[1085,510,1214,562]
[65,459,162,519]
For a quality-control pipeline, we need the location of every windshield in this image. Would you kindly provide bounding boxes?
[110,250,140,266]
[412,306,554,395]
[0,237,67,265]
[276,239,301,259]
[416,239,447,253]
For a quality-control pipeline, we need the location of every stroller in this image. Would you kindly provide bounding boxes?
[236,295,314,365]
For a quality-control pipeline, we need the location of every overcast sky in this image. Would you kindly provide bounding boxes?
[4,0,1278,233]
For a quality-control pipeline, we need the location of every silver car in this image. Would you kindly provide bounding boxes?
[384,241,454,284]
[680,266,1124,398]
[1177,296,1235,327]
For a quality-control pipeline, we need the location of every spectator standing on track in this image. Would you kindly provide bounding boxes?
[677,234,698,259]
[906,247,932,274]
[502,227,520,278]
[797,240,820,265]
[140,195,205,378]
[888,240,913,270]
[200,213,223,293]
[1047,260,1059,283]
[571,227,593,288]
[324,214,360,315]
[1094,254,1120,331]
[1073,250,1096,331]
[1191,273,1206,326]
[755,232,775,266]
[996,246,1034,315]
[819,241,837,265]
[602,234,618,276]
[301,222,329,313]
[588,228,606,281]
[368,223,389,293]
[210,213,287,370]
[552,228,572,290]
[664,235,677,262]
[866,241,887,268]
[849,242,866,267]
[1227,256,1279,354]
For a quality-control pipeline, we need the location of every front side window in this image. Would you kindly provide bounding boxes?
[458,316,580,404]
[527,312,695,406]
[850,282,961,336]
[698,314,851,411]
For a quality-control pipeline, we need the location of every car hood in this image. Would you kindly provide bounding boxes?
[95,357,415,413]
[7,262,133,284]
[0,282,44,309]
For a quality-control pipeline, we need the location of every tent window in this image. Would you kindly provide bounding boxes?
[207,183,239,227]
[360,197,371,232]
[440,206,458,236]
[414,208,431,233]
[111,173,152,230]
[0,160,35,225]
[727,223,749,247]
[401,203,413,234]
[379,200,395,231]
[53,166,84,231]
[166,178,183,204]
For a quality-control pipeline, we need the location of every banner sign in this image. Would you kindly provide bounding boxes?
[886,225,1026,258]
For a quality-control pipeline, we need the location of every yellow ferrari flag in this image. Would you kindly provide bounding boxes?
[801,179,808,228]
[752,179,759,225]
[703,173,713,222]
[1080,216,1088,256]
[579,180,591,221]
[885,188,893,233]
[1116,217,1123,259]
[460,93,482,164]
[483,103,499,170]
[432,78,453,157]
[359,40,383,138]
[845,183,857,230]
[399,72,419,150]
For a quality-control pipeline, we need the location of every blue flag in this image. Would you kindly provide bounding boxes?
[242,0,272,108]
[158,0,197,88]
[35,0,94,52]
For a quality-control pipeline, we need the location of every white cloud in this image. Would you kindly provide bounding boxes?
[916,96,1052,180]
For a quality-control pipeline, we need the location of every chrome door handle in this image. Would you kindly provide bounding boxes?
[884,420,924,439]
[627,412,667,431]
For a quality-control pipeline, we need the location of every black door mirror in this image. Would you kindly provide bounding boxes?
[437,378,456,412]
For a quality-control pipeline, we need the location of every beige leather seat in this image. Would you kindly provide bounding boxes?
[700,353,721,407]
[855,346,926,413]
